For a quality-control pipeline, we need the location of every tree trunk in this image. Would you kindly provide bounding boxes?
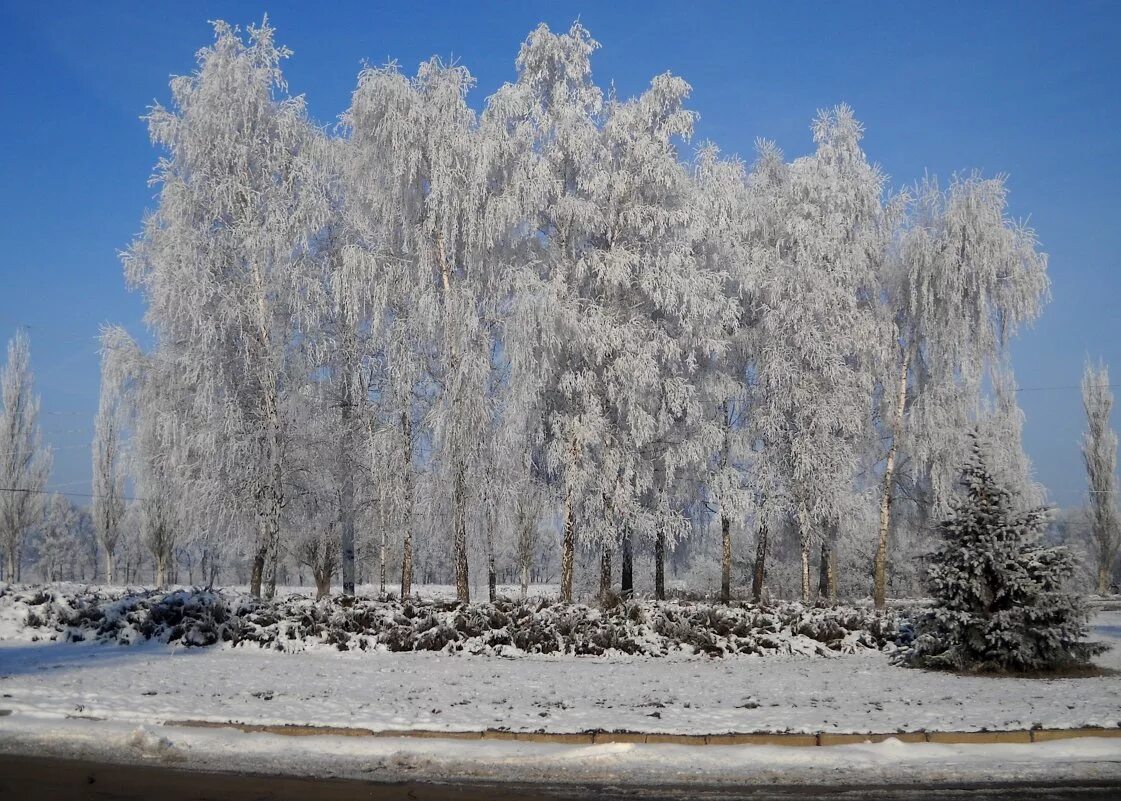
[104,547,115,587]
[263,544,279,600]
[599,545,612,605]
[261,483,282,600]
[4,546,15,584]
[874,342,911,610]
[720,514,732,604]
[800,545,811,604]
[339,470,355,597]
[155,551,168,589]
[520,561,530,600]
[453,465,469,603]
[654,529,666,601]
[379,525,388,596]
[250,550,265,598]
[314,568,331,600]
[560,486,576,603]
[484,498,498,603]
[818,538,836,601]
[799,513,812,604]
[751,523,768,603]
[436,234,468,605]
[205,545,220,589]
[400,412,414,599]
[560,437,581,604]
[620,527,633,598]
[339,390,356,596]
[1098,562,1111,596]
[718,400,734,605]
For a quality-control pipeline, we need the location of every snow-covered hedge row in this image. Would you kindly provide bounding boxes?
[0,583,904,658]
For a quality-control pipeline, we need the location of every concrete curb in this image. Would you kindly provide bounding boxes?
[163,720,1121,747]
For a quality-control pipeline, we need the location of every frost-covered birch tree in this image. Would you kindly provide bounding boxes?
[590,75,735,601]
[692,145,755,603]
[346,57,502,602]
[483,23,605,603]
[490,24,734,601]
[0,331,51,581]
[124,19,329,598]
[753,106,888,603]
[873,174,1049,608]
[1081,360,1120,594]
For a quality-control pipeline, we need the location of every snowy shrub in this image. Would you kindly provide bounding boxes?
[0,583,904,658]
[902,435,1107,673]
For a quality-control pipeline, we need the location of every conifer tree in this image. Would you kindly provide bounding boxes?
[906,433,1106,672]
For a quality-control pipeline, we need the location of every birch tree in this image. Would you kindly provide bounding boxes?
[1082,360,1120,594]
[484,23,605,602]
[692,146,752,603]
[592,75,735,601]
[301,134,377,597]
[0,331,51,581]
[346,57,501,602]
[124,19,328,598]
[754,106,888,602]
[873,174,1049,608]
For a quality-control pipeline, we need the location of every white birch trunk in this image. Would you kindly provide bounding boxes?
[874,342,911,610]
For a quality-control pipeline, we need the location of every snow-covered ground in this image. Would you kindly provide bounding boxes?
[2,586,1119,787]
[0,601,1118,736]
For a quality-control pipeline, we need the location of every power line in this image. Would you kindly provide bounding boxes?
[1022,383,1116,394]
[0,443,89,458]
[0,486,143,502]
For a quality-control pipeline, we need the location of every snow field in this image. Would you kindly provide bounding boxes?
[1,604,1120,738]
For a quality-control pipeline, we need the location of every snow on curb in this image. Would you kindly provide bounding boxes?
[160,718,1121,746]
[2,711,1121,787]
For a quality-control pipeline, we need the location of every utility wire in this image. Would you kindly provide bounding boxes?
[0,486,144,502]
[1016,383,1120,392]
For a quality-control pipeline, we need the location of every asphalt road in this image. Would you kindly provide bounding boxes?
[2,754,1121,801]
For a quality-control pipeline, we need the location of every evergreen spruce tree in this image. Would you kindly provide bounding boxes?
[907,432,1106,672]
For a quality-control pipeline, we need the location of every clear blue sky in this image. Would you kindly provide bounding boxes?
[1,1,1118,509]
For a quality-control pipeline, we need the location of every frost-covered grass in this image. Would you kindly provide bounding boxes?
[0,583,902,657]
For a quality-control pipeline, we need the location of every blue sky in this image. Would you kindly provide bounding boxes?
[1,1,1118,509]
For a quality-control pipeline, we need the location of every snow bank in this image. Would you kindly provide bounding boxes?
[0,583,903,657]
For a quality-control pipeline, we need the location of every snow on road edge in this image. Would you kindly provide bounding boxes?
[1,711,1120,787]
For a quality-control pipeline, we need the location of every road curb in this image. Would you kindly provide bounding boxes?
[162,720,1121,746]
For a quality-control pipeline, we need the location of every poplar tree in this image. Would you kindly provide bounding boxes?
[1081,360,1120,594]
[0,331,51,581]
